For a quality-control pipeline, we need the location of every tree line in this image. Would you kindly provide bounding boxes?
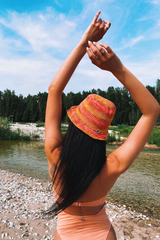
[0,79,160,126]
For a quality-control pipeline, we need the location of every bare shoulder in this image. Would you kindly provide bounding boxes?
[100,153,121,180]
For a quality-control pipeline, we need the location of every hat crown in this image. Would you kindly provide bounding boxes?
[83,94,115,117]
[67,94,116,140]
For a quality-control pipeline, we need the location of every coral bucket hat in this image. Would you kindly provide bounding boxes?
[67,94,116,140]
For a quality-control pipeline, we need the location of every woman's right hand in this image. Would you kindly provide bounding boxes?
[86,41,124,75]
[80,11,111,45]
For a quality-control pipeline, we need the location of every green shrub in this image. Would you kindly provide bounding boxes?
[116,133,121,142]
[20,135,31,141]
[106,133,116,143]
[0,126,10,139]
[61,124,68,132]
[0,117,9,126]
[108,126,116,130]
[0,117,31,141]
[36,122,45,127]
[0,118,10,139]
[32,134,40,138]
[115,125,133,137]
[121,127,133,137]
[117,124,129,129]
[148,128,160,147]
[62,132,66,137]
[123,128,129,134]
[9,131,20,140]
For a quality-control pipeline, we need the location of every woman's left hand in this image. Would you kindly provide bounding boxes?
[80,11,111,45]
[86,41,123,74]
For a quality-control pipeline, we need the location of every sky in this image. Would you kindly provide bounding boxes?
[0,0,160,97]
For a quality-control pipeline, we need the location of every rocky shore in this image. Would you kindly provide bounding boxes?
[10,123,45,140]
[0,169,160,240]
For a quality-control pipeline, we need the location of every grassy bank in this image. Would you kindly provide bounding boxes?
[108,124,134,137]
[0,118,31,140]
[108,124,160,147]
[1,118,160,146]
[148,128,160,147]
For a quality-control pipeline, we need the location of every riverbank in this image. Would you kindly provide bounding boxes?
[0,169,160,240]
[109,141,160,150]
[10,123,45,140]
[10,123,160,150]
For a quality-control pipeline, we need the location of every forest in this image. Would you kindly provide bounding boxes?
[0,79,160,126]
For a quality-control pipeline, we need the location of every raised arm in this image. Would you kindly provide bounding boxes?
[45,11,111,162]
[87,42,160,175]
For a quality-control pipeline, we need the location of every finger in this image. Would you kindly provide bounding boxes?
[97,18,102,23]
[99,43,113,54]
[86,47,100,65]
[88,41,104,59]
[93,42,106,55]
[104,21,111,32]
[99,20,105,29]
[86,47,92,58]
[95,18,102,27]
[92,10,101,24]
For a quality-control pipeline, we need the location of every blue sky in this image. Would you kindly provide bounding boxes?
[0,0,160,96]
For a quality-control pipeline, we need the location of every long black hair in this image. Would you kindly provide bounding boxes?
[44,121,106,218]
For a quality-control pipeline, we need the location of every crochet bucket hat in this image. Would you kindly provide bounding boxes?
[67,94,116,140]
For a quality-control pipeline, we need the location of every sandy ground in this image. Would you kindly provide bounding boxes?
[0,169,160,240]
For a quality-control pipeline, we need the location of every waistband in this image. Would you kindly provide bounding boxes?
[71,196,106,207]
[54,189,107,207]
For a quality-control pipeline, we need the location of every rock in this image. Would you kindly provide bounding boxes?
[2,233,5,239]
[19,222,26,225]
[9,222,15,228]
[34,233,39,236]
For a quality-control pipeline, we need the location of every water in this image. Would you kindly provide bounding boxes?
[0,140,50,181]
[106,146,160,219]
[0,140,160,219]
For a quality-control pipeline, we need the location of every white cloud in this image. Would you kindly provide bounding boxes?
[0,54,63,95]
[119,35,144,50]
[147,0,160,5]
[0,9,83,95]
[0,10,78,53]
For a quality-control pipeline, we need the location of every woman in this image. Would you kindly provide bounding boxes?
[45,11,160,240]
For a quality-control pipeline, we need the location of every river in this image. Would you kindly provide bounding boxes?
[0,140,160,219]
